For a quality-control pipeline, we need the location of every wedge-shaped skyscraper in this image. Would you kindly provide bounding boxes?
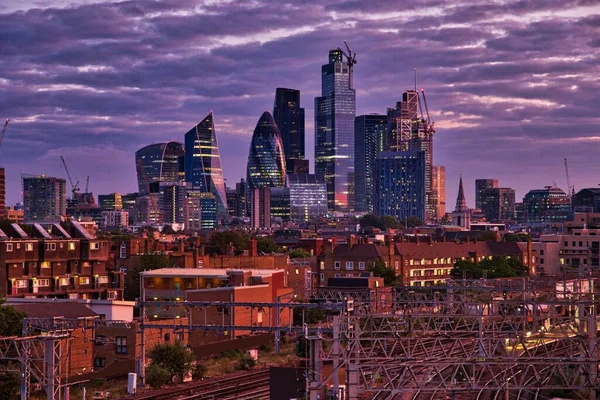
[246,111,287,189]
[184,112,228,215]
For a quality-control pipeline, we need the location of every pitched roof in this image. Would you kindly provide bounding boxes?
[395,241,525,259]
[11,302,98,319]
[332,243,389,258]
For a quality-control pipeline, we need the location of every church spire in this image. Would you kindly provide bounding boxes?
[455,175,468,212]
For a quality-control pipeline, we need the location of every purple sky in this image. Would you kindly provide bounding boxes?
[1,0,599,208]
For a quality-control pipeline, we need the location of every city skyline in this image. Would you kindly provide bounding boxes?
[1,1,599,206]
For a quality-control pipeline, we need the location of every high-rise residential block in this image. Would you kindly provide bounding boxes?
[480,187,516,222]
[134,193,161,226]
[273,88,305,173]
[251,187,271,229]
[374,151,425,221]
[184,112,228,216]
[354,114,387,213]
[475,179,499,210]
[160,182,186,225]
[315,48,356,213]
[247,111,287,189]
[22,176,67,221]
[135,141,184,195]
[432,166,446,222]
[103,210,129,228]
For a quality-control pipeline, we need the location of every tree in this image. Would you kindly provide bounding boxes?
[0,303,26,399]
[480,231,499,242]
[209,231,250,255]
[400,216,424,228]
[504,233,531,242]
[256,237,280,254]
[381,216,404,230]
[125,254,171,301]
[234,354,257,370]
[450,256,528,280]
[147,342,197,386]
[289,248,311,258]
[369,259,399,285]
[359,214,385,230]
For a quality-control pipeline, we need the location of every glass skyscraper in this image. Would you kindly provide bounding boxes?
[287,173,328,222]
[246,111,287,189]
[315,49,356,213]
[354,114,387,213]
[135,141,184,195]
[184,112,228,216]
[273,88,305,174]
[374,151,426,221]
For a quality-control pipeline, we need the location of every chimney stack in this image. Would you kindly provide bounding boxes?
[249,239,258,257]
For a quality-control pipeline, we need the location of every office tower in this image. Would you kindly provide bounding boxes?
[134,194,161,226]
[236,178,248,217]
[160,182,186,225]
[98,193,123,211]
[452,176,471,229]
[103,211,129,229]
[520,187,571,223]
[572,188,600,212]
[386,90,436,221]
[226,188,239,217]
[480,187,516,222]
[0,168,5,219]
[22,176,67,221]
[247,111,287,189]
[354,114,387,213]
[273,88,305,173]
[432,165,446,222]
[374,151,426,221]
[475,179,498,210]
[135,141,184,195]
[287,159,309,174]
[270,187,291,223]
[315,48,356,213]
[251,187,271,229]
[186,191,217,230]
[287,173,328,223]
[184,112,228,216]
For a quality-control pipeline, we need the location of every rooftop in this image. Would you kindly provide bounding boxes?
[140,267,284,278]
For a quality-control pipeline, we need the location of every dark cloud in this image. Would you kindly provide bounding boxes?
[0,0,598,206]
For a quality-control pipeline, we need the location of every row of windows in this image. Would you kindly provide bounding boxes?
[5,242,81,252]
[333,261,366,270]
[12,276,108,287]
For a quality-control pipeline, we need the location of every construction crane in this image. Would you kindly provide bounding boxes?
[0,119,9,148]
[564,157,573,198]
[85,175,90,193]
[420,88,435,130]
[337,40,357,85]
[136,159,150,194]
[60,156,80,199]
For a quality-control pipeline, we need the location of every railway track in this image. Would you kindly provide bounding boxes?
[123,369,269,400]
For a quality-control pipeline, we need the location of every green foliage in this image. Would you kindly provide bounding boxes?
[289,248,311,258]
[145,363,172,388]
[359,214,405,230]
[125,254,171,301]
[256,237,280,254]
[439,214,452,225]
[161,225,176,234]
[0,301,27,336]
[234,354,257,371]
[0,370,20,400]
[400,216,424,228]
[369,259,399,285]
[147,341,197,385]
[450,256,528,280]
[209,231,250,255]
[504,233,531,242]
[480,231,499,242]
[293,306,326,325]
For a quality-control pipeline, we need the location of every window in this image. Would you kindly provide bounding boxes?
[79,277,90,285]
[120,243,127,259]
[59,278,69,286]
[59,243,64,249]
[334,273,341,278]
[41,261,50,268]
[334,261,340,270]
[346,273,352,277]
[540,250,544,256]
[107,291,117,300]
[98,276,109,284]
[17,280,27,288]
[164,333,171,342]
[6,243,13,252]
[345,261,353,270]
[16,243,20,249]
[94,357,106,368]
[320,273,324,282]
[45,243,56,251]
[320,261,325,270]
[91,242,100,250]
[68,242,75,251]
[34,279,50,287]
[26,243,33,251]
[116,337,127,353]
[579,241,583,247]
[359,262,365,270]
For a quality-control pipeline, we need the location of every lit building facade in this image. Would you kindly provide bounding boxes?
[354,114,387,213]
[186,191,217,230]
[480,187,516,222]
[184,112,228,216]
[475,179,498,210]
[432,166,446,222]
[135,142,184,195]
[246,111,287,189]
[315,49,356,213]
[160,182,186,225]
[520,187,571,224]
[270,187,291,223]
[103,211,129,229]
[22,176,67,221]
[98,193,123,211]
[134,194,161,226]
[273,88,305,174]
[251,187,271,229]
[287,173,328,223]
[374,151,426,221]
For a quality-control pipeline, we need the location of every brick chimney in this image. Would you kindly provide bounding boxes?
[249,239,258,257]
[348,235,357,249]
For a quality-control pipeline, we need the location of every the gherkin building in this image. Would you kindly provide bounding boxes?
[246,111,287,188]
